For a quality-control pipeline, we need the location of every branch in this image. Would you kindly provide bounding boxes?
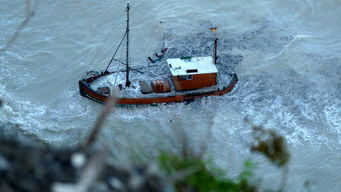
[81,94,117,148]
[0,0,40,54]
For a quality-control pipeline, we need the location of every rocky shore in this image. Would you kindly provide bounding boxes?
[0,125,171,192]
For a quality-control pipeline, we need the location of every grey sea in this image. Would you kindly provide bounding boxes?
[1,0,340,191]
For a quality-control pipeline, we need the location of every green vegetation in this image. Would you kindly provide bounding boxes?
[154,121,290,192]
[159,152,258,192]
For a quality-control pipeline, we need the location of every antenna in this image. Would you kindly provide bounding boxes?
[210,27,218,64]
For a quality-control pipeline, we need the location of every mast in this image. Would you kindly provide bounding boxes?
[125,1,131,87]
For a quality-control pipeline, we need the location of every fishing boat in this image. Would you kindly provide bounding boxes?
[78,2,238,105]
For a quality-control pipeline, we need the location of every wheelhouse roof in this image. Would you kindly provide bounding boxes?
[167,56,218,76]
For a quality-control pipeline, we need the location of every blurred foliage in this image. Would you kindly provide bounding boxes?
[250,125,290,192]
[157,122,291,192]
[158,152,258,192]
[251,126,290,167]
[239,160,257,183]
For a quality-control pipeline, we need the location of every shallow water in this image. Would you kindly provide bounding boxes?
[1,0,340,191]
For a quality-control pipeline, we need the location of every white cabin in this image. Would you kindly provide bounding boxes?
[167,56,218,91]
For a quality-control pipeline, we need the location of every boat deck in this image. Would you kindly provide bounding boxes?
[89,60,235,99]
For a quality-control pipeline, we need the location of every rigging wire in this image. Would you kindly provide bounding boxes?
[112,37,126,89]
[95,11,127,67]
[112,51,122,90]
[129,4,168,68]
[94,11,125,67]
[83,9,126,75]
[130,16,148,66]
[105,31,127,71]
[119,39,126,69]
[84,26,115,71]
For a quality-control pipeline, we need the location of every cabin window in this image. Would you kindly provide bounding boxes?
[186,69,198,73]
[178,75,193,80]
[180,56,192,60]
[178,75,187,80]
[169,64,172,68]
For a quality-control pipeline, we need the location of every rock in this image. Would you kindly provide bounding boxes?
[0,135,172,192]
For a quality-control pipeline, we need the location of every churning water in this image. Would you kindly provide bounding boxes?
[1,0,340,191]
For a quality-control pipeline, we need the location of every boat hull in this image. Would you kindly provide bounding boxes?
[79,74,238,105]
